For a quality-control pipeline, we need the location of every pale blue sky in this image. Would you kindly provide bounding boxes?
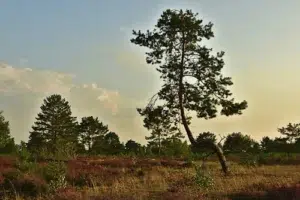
[1,1,300,93]
[1,1,300,143]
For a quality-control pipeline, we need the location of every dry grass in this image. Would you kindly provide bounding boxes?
[1,156,300,199]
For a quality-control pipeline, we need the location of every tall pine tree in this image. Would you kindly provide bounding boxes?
[27,94,78,155]
[131,9,247,174]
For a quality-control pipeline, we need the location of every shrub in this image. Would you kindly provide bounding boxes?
[16,143,31,162]
[193,165,214,189]
[184,154,195,167]
[16,160,39,173]
[2,173,48,197]
[41,161,67,191]
[14,174,48,197]
[2,168,22,181]
[239,153,259,167]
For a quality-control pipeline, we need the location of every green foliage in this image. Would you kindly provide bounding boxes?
[79,116,109,153]
[255,152,300,165]
[131,9,246,174]
[0,111,16,154]
[91,132,125,155]
[16,141,31,162]
[184,154,195,167]
[161,138,191,157]
[53,139,78,160]
[41,161,67,191]
[125,139,142,155]
[261,136,272,152]
[278,123,300,143]
[260,136,300,153]
[27,94,78,158]
[16,160,39,173]
[238,153,259,167]
[193,165,214,189]
[15,142,40,174]
[139,106,184,156]
[193,132,217,153]
[223,132,260,154]
[131,9,247,134]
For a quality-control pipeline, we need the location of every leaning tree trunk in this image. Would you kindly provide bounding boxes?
[211,142,229,174]
[178,96,229,175]
[178,33,229,174]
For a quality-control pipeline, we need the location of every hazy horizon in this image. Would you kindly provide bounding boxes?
[1,0,300,144]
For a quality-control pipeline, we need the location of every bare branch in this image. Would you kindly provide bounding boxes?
[146,93,159,109]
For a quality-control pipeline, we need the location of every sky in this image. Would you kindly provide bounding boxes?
[1,0,300,144]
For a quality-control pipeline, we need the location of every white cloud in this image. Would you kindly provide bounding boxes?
[0,63,146,144]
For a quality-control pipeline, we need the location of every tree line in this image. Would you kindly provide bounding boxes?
[1,8,299,174]
[1,94,300,160]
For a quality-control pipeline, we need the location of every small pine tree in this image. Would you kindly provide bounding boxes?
[139,106,184,156]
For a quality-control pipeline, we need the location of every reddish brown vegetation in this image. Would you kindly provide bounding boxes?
[1,155,300,199]
[0,155,16,172]
[55,187,82,200]
[67,159,124,186]
[70,157,191,168]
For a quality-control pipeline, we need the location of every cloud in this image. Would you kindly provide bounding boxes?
[0,63,146,144]
[0,63,74,95]
[19,58,29,66]
[2,54,300,145]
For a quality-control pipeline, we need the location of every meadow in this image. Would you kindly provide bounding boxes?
[1,154,300,200]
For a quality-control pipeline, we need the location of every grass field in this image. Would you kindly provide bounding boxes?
[1,155,300,200]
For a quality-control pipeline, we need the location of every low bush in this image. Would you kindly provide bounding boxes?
[40,161,67,191]
[2,172,48,197]
[193,165,214,189]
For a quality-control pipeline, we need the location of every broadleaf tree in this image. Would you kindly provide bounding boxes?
[92,132,124,155]
[131,9,247,174]
[79,116,109,153]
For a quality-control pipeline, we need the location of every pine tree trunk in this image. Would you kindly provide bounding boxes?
[178,32,229,175]
[158,136,161,156]
[212,143,229,174]
[178,99,229,174]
